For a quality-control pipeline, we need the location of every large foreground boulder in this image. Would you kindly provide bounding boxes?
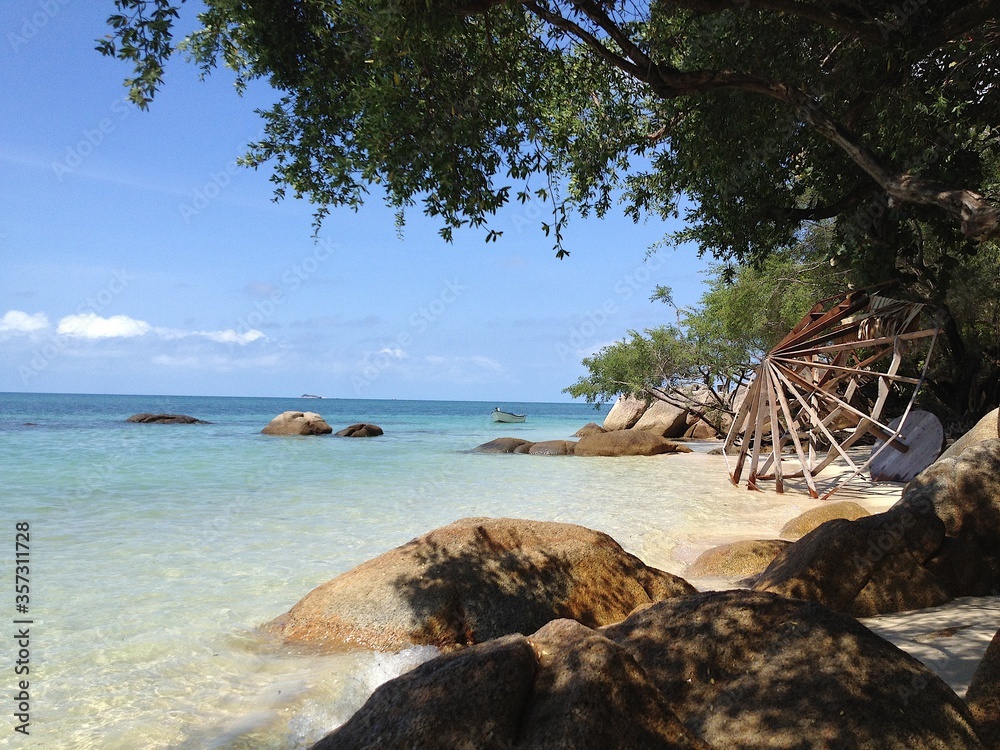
[939,407,1000,461]
[575,431,693,457]
[261,411,333,436]
[968,628,1000,749]
[126,413,209,424]
[779,501,871,540]
[264,517,695,651]
[601,590,985,749]
[895,438,1000,581]
[335,423,383,437]
[685,539,791,580]
[753,506,954,617]
[313,620,707,750]
[602,395,648,431]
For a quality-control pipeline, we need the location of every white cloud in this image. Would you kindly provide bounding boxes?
[57,313,151,339]
[50,313,265,345]
[378,347,408,359]
[0,310,49,333]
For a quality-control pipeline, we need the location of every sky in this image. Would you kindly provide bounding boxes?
[0,1,712,402]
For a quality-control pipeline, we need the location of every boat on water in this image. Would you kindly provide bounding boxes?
[491,407,526,423]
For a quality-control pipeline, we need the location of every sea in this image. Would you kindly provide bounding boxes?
[0,392,817,749]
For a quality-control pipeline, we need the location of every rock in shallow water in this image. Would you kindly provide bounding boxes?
[260,411,333,436]
[334,423,383,437]
[263,517,695,651]
[126,413,209,424]
[574,430,693,457]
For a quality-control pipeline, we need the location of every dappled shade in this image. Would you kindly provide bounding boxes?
[264,517,694,651]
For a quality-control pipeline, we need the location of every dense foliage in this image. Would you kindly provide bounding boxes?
[100,1,1000,420]
[101,1,1000,257]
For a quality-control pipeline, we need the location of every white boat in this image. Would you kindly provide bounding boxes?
[491,408,526,423]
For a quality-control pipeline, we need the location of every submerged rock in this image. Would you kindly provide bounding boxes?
[335,423,383,437]
[527,440,576,456]
[261,411,333,436]
[126,413,209,424]
[575,431,693,457]
[264,517,695,651]
[601,590,984,749]
[472,437,533,454]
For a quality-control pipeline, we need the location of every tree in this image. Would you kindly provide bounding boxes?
[100,1,1000,260]
[563,245,849,431]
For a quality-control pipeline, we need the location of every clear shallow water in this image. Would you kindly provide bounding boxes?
[0,393,809,748]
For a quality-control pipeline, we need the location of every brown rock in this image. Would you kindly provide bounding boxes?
[602,395,649,431]
[896,439,1000,580]
[264,517,696,651]
[473,437,533,453]
[633,399,689,437]
[753,506,953,617]
[260,411,333,436]
[574,422,607,437]
[334,423,383,437]
[967,629,1000,749]
[939,407,1000,461]
[312,635,537,750]
[313,621,707,750]
[126,413,210,424]
[513,442,534,454]
[779,501,872,540]
[527,440,576,456]
[683,420,718,439]
[686,539,791,580]
[575,431,693,457]
[601,590,985,750]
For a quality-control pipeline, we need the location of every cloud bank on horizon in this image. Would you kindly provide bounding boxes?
[1,310,265,345]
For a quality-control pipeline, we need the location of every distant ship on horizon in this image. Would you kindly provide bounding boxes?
[300,394,323,399]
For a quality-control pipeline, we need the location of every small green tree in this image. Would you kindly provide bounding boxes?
[564,243,850,430]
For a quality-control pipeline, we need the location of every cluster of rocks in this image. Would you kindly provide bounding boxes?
[260,409,1000,749]
[126,410,385,438]
[603,393,725,440]
[473,430,694,458]
[260,411,384,437]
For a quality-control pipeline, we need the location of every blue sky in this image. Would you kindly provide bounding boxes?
[0,1,711,401]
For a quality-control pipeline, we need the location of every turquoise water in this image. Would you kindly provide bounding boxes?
[0,393,804,748]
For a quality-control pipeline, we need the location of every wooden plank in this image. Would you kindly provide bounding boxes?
[728,371,763,485]
[746,366,770,491]
[766,362,784,493]
[771,364,860,473]
[777,328,938,358]
[768,363,818,498]
[770,356,922,385]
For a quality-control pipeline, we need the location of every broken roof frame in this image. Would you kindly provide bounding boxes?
[722,287,939,499]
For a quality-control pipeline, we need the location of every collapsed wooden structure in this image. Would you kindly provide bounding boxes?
[722,288,939,499]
